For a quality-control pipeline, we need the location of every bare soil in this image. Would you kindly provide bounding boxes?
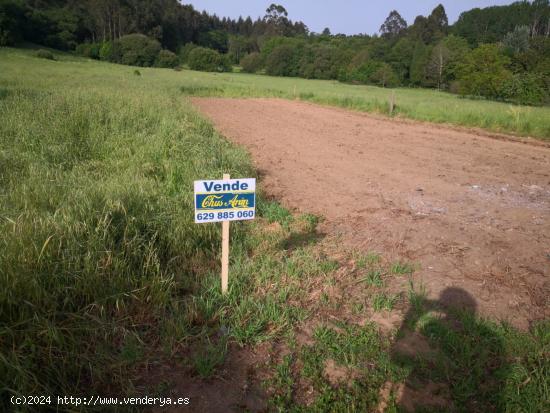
[192,97,550,330]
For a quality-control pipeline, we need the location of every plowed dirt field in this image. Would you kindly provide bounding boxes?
[193,97,550,328]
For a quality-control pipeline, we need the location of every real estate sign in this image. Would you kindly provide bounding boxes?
[194,178,256,223]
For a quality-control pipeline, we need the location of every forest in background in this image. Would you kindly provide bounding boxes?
[1,0,549,105]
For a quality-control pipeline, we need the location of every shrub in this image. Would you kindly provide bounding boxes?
[218,54,233,72]
[298,44,347,80]
[265,45,302,77]
[99,41,113,61]
[456,44,512,99]
[500,73,549,106]
[75,43,101,59]
[155,49,179,68]
[187,47,231,72]
[339,61,398,87]
[35,49,55,60]
[112,34,161,67]
[177,42,197,64]
[121,50,139,66]
[240,52,263,73]
[370,63,399,88]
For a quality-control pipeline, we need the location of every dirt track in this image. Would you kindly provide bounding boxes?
[192,98,550,328]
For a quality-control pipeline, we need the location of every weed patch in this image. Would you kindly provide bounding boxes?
[180,85,224,95]
[258,200,294,227]
[193,337,228,378]
[372,293,400,311]
[390,261,416,275]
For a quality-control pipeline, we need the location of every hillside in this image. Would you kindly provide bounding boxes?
[1,1,549,105]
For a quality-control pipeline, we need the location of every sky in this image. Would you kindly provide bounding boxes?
[185,1,515,35]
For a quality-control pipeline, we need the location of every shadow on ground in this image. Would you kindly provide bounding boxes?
[392,287,508,412]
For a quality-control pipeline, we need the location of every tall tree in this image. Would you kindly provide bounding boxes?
[504,25,531,54]
[388,37,415,82]
[410,41,431,85]
[379,10,407,39]
[263,3,288,36]
[426,42,450,89]
[429,4,449,31]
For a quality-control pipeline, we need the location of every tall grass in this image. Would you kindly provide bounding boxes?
[0,48,254,404]
[174,70,550,141]
[178,73,550,140]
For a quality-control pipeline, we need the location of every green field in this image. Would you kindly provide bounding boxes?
[1,47,548,412]
[3,47,550,140]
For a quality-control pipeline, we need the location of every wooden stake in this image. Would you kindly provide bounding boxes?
[221,173,230,294]
[389,91,395,116]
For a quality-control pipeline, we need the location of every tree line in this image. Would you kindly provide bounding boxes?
[1,0,549,105]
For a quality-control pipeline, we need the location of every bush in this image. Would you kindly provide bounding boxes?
[297,44,348,80]
[500,73,548,106]
[99,41,113,61]
[112,34,161,67]
[265,45,302,77]
[218,54,233,72]
[177,42,197,64]
[35,49,55,60]
[339,61,398,87]
[155,49,179,68]
[187,47,231,72]
[370,63,399,88]
[75,43,101,60]
[121,50,139,66]
[456,44,512,99]
[240,52,263,73]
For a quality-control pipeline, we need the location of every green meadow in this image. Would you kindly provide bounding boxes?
[1,48,548,412]
[3,47,550,140]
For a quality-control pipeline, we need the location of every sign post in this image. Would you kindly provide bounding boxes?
[194,175,256,294]
[221,173,230,294]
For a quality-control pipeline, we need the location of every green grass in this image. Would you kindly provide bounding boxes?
[397,287,550,412]
[268,291,549,412]
[372,293,400,312]
[1,47,548,412]
[0,46,276,407]
[354,251,381,269]
[390,261,417,275]
[258,200,294,227]
[360,269,384,287]
[193,337,228,378]
[4,47,550,140]
[269,322,403,412]
[174,68,550,140]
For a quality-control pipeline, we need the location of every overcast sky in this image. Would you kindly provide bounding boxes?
[184,1,515,35]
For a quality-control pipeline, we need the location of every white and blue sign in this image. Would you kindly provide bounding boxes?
[194,178,256,223]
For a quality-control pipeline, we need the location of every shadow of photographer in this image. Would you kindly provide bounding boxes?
[391,287,507,412]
